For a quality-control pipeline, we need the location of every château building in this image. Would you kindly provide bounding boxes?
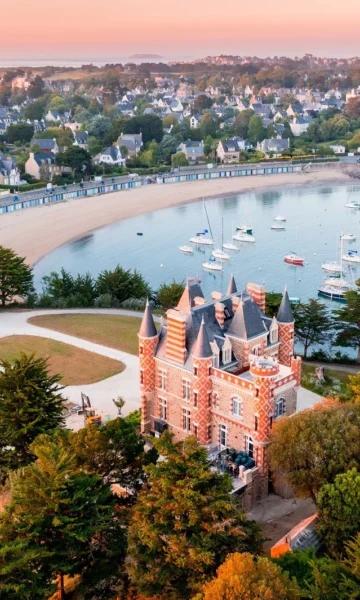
[138,276,301,505]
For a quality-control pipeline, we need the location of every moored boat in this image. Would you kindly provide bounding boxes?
[342,250,360,264]
[202,257,223,271]
[179,245,194,254]
[284,253,304,266]
[223,242,238,251]
[189,233,214,246]
[274,215,287,222]
[236,225,253,235]
[341,233,356,242]
[321,261,342,275]
[212,248,230,260]
[232,231,256,243]
[271,222,286,230]
[318,278,353,302]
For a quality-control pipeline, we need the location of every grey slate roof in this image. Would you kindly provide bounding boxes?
[139,300,157,337]
[32,138,56,151]
[227,296,267,340]
[277,289,294,323]
[192,316,212,358]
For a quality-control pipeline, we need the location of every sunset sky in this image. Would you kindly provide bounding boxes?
[2,0,360,62]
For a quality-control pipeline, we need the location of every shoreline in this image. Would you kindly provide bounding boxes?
[0,167,353,266]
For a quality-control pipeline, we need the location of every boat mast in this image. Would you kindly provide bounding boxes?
[203,199,214,240]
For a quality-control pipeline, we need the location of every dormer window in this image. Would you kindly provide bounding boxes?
[222,337,232,365]
[269,317,278,344]
[210,340,220,369]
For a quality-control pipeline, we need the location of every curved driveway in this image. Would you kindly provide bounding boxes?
[0,309,144,430]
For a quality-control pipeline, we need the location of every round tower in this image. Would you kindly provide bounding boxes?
[192,317,213,445]
[138,300,158,433]
[250,357,280,486]
[277,288,294,367]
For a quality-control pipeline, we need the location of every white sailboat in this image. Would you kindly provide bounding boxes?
[189,234,214,245]
[212,217,230,260]
[202,257,223,271]
[223,241,238,251]
[342,250,360,264]
[179,245,194,254]
[321,261,342,275]
[189,199,214,245]
[274,215,287,222]
[319,235,354,301]
[341,233,356,242]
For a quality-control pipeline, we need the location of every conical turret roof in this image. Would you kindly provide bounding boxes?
[139,299,157,337]
[226,274,237,295]
[277,288,294,323]
[192,317,212,358]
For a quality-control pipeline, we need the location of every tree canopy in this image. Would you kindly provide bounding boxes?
[0,245,33,307]
[335,279,360,361]
[317,468,360,558]
[269,402,360,500]
[294,299,332,358]
[199,552,300,600]
[0,353,64,480]
[123,114,163,143]
[127,433,261,599]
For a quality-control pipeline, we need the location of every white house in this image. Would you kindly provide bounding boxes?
[94,145,126,166]
[290,116,312,137]
[329,144,346,155]
[189,114,200,129]
[0,154,21,186]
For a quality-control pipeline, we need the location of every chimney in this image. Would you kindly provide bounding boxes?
[215,302,225,327]
[247,282,266,312]
[165,309,187,364]
[194,296,205,306]
[211,291,222,302]
[232,296,240,312]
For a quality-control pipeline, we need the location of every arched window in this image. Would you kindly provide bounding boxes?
[275,397,286,417]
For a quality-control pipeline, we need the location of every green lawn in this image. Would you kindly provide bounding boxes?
[29,313,143,355]
[0,335,124,386]
[301,364,351,398]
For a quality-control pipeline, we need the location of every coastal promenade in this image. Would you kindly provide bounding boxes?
[0,161,307,214]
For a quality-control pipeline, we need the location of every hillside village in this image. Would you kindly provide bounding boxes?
[0,54,360,187]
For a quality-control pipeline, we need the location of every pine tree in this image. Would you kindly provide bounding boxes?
[0,432,117,599]
[294,299,332,358]
[0,245,33,306]
[0,354,64,480]
[127,433,261,599]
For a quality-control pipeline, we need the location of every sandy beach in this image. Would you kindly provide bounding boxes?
[0,166,354,265]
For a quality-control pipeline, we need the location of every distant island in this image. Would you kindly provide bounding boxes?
[129,53,163,59]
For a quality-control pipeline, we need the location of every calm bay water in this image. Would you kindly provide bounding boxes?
[34,183,360,302]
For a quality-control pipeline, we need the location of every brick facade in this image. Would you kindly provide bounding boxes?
[138,279,300,505]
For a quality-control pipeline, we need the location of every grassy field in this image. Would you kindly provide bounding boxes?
[0,335,124,386]
[301,363,350,397]
[29,314,143,355]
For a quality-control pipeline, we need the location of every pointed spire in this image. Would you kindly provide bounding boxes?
[277,288,294,323]
[193,316,212,359]
[226,273,237,295]
[139,299,157,337]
